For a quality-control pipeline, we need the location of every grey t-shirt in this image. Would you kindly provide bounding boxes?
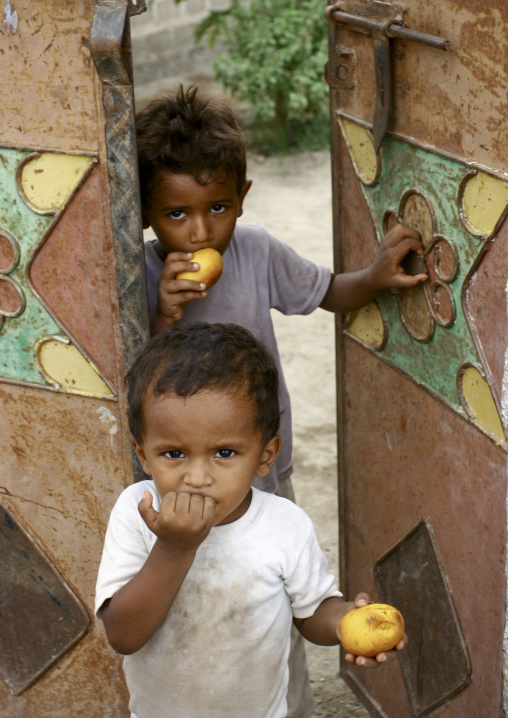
[144,224,331,494]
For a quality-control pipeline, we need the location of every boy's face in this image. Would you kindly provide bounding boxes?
[132,386,280,526]
[142,171,251,256]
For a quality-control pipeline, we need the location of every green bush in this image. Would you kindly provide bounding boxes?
[194,0,330,154]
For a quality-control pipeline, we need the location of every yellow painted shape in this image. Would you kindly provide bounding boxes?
[346,302,385,349]
[35,337,113,397]
[338,118,379,185]
[462,171,508,237]
[460,366,504,442]
[401,193,434,249]
[20,153,94,212]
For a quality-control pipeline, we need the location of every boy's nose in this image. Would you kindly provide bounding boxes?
[182,462,213,489]
[189,215,212,244]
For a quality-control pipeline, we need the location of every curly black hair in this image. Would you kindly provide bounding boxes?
[125,322,280,445]
[136,85,247,208]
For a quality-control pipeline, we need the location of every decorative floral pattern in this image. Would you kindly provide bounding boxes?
[0,230,25,331]
[383,190,458,344]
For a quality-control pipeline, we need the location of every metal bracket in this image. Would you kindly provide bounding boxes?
[127,0,147,17]
[91,1,132,86]
[325,45,357,90]
[325,0,451,152]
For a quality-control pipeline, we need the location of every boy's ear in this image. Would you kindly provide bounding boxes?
[131,436,152,475]
[256,434,281,478]
[237,179,252,218]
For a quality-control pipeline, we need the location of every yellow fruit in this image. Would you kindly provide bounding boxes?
[176,248,223,290]
[339,603,405,657]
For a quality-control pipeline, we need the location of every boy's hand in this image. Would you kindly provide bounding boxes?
[155,251,208,327]
[138,490,216,553]
[338,593,408,669]
[368,223,428,292]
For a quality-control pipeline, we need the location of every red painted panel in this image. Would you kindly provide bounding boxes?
[30,167,119,389]
[466,219,508,405]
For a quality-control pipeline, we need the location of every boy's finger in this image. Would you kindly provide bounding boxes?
[171,278,207,292]
[162,251,194,267]
[174,491,193,515]
[392,273,428,288]
[188,493,206,517]
[354,592,370,607]
[391,237,425,259]
[202,496,217,524]
[160,261,202,279]
[382,223,420,246]
[138,491,160,529]
[345,653,379,668]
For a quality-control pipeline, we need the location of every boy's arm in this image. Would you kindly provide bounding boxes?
[319,223,428,314]
[294,593,407,668]
[99,491,215,655]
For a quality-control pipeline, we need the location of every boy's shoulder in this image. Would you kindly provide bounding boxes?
[254,488,314,537]
[112,479,159,516]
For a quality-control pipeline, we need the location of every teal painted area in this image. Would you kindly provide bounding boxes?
[361,137,483,409]
[0,148,61,386]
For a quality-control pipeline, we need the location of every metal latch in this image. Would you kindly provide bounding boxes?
[325,0,451,152]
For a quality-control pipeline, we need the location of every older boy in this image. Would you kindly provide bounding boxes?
[138,86,426,498]
[95,323,407,718]
[136,86,423,716]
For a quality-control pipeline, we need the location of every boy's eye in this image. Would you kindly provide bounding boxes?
[215,449,235,459]
[164,450,185,459]
[210,204,226,214]
[168,210,186,219]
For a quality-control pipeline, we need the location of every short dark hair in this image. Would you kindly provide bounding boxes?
[136,85,247,208]
[125,323,280,445]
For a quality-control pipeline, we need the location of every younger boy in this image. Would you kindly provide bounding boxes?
[136,86,423,716]
[95,323,407,718]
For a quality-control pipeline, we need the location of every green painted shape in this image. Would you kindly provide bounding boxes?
[0,148,61,386]
[360,138,483,410]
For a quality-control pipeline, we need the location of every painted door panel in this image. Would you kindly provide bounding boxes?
[328,0,508,715]
[0,1,147,714]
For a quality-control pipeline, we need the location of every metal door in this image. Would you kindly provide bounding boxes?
[326,1,508,716]
[0,1,147,714]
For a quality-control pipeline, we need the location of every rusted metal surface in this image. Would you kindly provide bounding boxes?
[330,1,508,711]
[375,520,471,716]
[340,339,506,717]
[0,0,147,713]
[0,504,90,695]
[90,0,149,376]
[338,132,505,443]
[0,382,130,715]
[325,0,450,152]
[91,1,149,483]
[0,1,100,153]
[332,0,508,172]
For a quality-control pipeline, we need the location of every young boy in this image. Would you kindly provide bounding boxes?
[136,85,424,716]
[137,85,426,500]
[95,323,407,718]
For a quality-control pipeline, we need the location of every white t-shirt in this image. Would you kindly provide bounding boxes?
[144,225,331,494]
[95,483,341,718]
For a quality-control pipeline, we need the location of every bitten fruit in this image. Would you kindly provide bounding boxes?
[339,603,405,658]
[176,248,223,290]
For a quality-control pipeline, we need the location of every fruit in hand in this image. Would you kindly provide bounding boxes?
[339,603,405,657]
[176,248,223,290]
